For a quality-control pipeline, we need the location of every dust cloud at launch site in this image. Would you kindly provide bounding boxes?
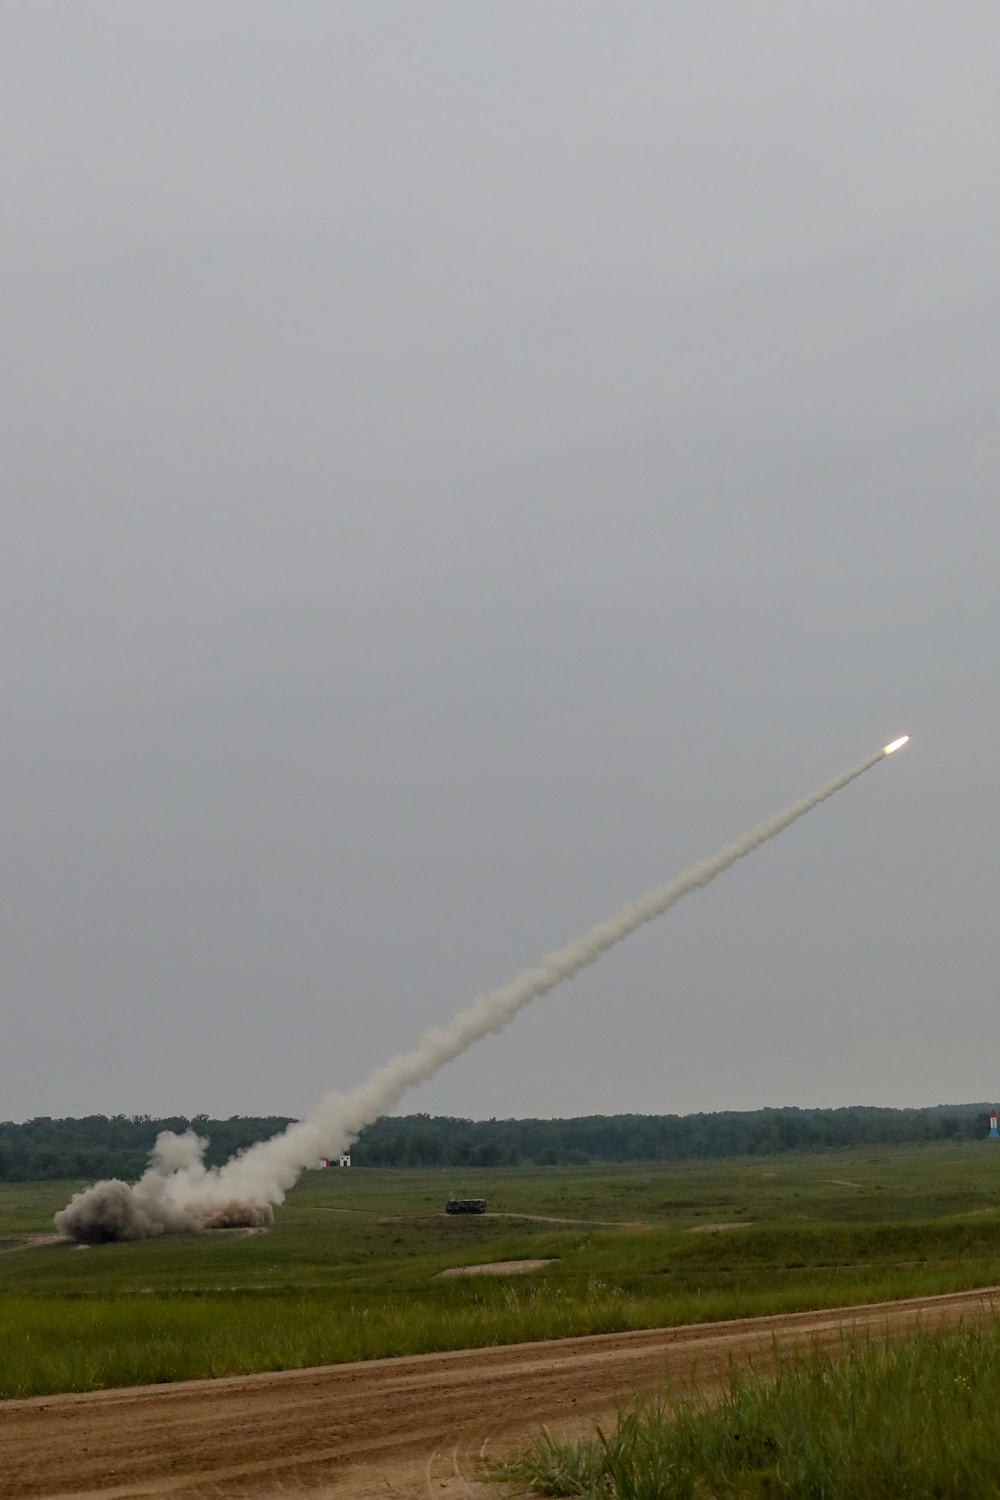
[55,738,908,1242]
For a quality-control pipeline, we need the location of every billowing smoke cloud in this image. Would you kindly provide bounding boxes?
[55,1130,274,1241]
[56,744,898,1242]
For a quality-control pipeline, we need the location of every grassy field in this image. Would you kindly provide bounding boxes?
[2,1143,1000,1398]
[503,1325,1000,1498]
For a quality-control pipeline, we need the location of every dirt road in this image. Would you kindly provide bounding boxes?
[4,1287,998,1500]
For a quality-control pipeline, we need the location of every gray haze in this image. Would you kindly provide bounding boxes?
[1,4,997,1124]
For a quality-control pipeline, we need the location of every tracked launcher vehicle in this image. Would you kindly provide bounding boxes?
[445,1199,487,1214]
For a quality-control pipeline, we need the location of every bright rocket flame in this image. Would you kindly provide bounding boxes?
[883,735,910,755]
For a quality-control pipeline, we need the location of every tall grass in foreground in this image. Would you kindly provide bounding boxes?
[2,1260,999,1399]
[502,1324,1000,1499]
[4,1261,999,1400]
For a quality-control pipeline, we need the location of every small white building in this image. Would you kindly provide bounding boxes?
[339,1153,351,1167]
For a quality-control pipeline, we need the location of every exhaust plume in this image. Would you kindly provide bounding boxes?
[54,1130,275,1242]
[55,739,906,1242]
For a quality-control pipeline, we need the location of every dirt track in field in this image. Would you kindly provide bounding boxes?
[3,1287,999,1500]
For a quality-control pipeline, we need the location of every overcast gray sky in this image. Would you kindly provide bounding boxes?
[1,3,997,1124]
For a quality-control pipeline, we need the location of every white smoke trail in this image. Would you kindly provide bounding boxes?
[55,742,900,1241]
[53,1130,274,1241]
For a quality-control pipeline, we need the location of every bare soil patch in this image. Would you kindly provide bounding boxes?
[686,1221,754,1233]
[437,1258,555,1279]
[0,1234,62,1255]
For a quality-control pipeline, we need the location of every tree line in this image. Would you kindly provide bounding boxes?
[0,1115,295,1184]
[0,1104,992,1181]
[353,1105,993,1167]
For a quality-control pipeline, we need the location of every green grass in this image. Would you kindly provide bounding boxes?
[502,1324,1000,1498]
[2,1143,1000,1399]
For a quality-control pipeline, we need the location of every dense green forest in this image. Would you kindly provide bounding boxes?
[0,1105,992,1181]
[355,1106,993,1167]
[0,1115,295,1184]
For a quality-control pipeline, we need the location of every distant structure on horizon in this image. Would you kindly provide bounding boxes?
[990,1111,998,1140]
[317,1154,351,1168]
